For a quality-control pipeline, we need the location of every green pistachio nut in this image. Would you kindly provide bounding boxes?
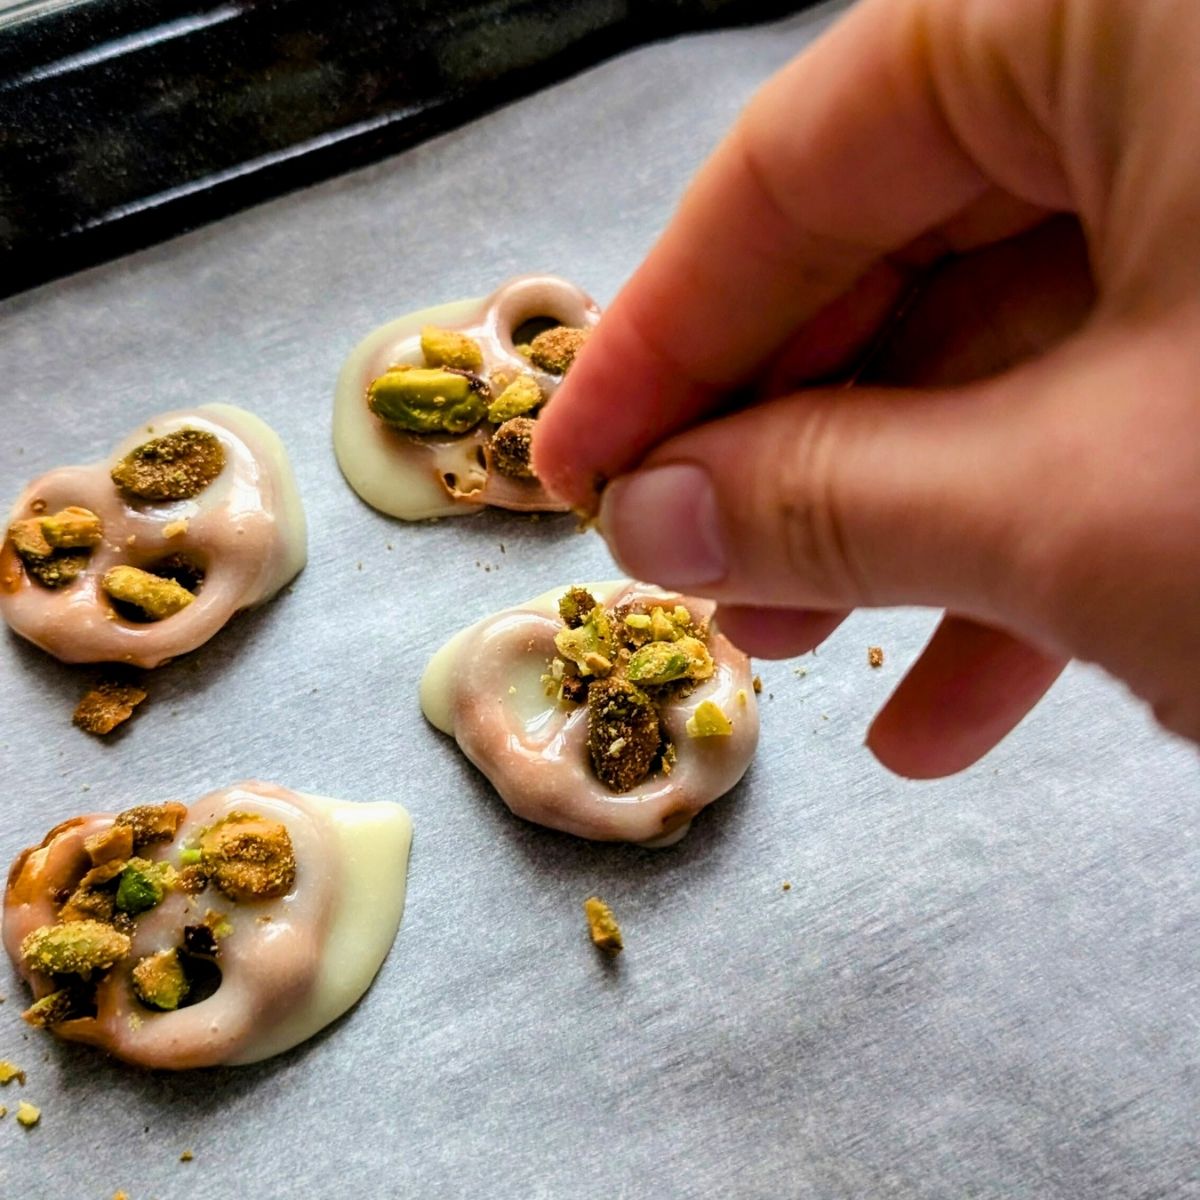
[131,949,189,1011]
[685,699,733,738]
[367,368,487,434]
[626,642,692,686]
[554,605,615,676]
[487,374,543,423]
[115,860,175,915]
[420,326,484,372]
[20,920,131,977]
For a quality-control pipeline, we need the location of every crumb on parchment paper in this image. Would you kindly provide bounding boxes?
[0,1060,25,1085]
[868,646,884,668]
[584,896,623,952]
[73,679,147,736]
[15,1100,39,1127]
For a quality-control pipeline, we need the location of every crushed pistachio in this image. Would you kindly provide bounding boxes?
[179,848,202,867]
[200,813,296,902]
[102,565,195,620]
[21,920,130,977]
[73,680,147,737]
[868,645,884,668]
[0,1061,25,1085]
[115,860,176,915]
[177,865,209,894]
[685,699,733,738]
[528,325,589,374]
[623,612,652,633]
[116,801,187,848]
[111,429,225,500]
[131,949,189,1011]
[40,506,104,549]
[626,636,713,686]
[85,823,135,867]
[583,897,623,952]
[420,325,484,372]
[555,604,614,677]
[367,366,487,434]
[162,518,190,539]
[489,417,536,479]
[752,675,763,694]
[58,860,126,924]
[558,587,598,628]
[486,374,543,423]
[7,517,52,559]
[22,989,80,1028]
[180,1149,195,1163]
[587,678,660,792]
[15,1100,40,1127]
[7,515,90,588]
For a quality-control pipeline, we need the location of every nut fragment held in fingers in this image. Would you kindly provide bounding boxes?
[587,677,661,793]
[420,326,484,373]
[490,417,537,479]
[102,565,195,620]
[200,813,296,901]
[111,429,226,501]
[528,326,590,374]
[584,896,623,952]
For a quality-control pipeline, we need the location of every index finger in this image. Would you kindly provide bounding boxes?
[533,0,1067,510]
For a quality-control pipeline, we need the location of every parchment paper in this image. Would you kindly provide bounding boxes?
[1,4,1197,1197]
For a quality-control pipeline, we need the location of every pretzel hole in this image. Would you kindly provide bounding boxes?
[511,316,562,348]
[177,952,222,1008]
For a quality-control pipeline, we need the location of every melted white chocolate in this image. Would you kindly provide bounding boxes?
[0,404,307,668]
[421,582,760,845]
[333,275,600,519]
[2,782,412,1069]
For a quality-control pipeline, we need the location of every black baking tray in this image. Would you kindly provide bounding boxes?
[0,0,815,299]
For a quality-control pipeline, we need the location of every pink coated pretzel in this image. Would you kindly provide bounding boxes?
[3,783,336,1069]
[432,584,760,844]
[0,404,306,668]
[333,274,601,518]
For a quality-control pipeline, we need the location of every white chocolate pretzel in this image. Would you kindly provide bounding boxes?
[0,404,306,667]
[421,582,760,845]
[333,274,600,519]
[3,782,412,1069]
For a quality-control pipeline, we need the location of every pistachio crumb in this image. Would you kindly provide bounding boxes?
[487,373,543,423]
[200,813,296,901]
[587,678,660,792]
[73,680,147,736]
[84,823,135,866]
[583,897,623,952]
[0,1060,26,1086]
[132,950,188,1011]
[181,1149,195,1163]
[40,506,104,549]
[162,518,190,539]
[685,700,734,739]
[752,675,763,693]
[782,881,792,892]
[115,802,187,848]
[15,1100,39,1127]
[21,920,130,977]
[868,645,884,668]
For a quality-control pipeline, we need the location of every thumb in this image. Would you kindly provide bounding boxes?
[596,360,1060,631]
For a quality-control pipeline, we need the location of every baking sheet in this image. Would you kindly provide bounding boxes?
[1,3,1198,1196]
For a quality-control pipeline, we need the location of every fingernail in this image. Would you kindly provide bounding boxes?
[599,463,726,587]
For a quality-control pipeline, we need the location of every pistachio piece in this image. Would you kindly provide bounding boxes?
[489,417,536,479]
[115,801,187,848]
[367,367,487,434]
[115,860,176,915]
[558,587,598,628]
[0,1061,25,1085]
[111,429,225,501]
[131,949,189,1011]
[528,325,590,374]
[200,812,296,901]
[59,860,124,923]
[20,920,130,977]
[587,677,660,792]
[420,326,484,372]
[73,680,147,737]
[555,604,615,677]
[486,374,543,423]
[583,896,623,952]
[685,699,733,738]
[21,989,79,1029]
[40,506,103,549]
[84,823,135,866]
[626,635,714,686]
[7,517,52,559]
[102,565,195,620]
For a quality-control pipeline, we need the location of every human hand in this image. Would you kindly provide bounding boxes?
[533,0,1200,776]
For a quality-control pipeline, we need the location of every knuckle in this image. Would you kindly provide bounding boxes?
[765,399,872,606]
